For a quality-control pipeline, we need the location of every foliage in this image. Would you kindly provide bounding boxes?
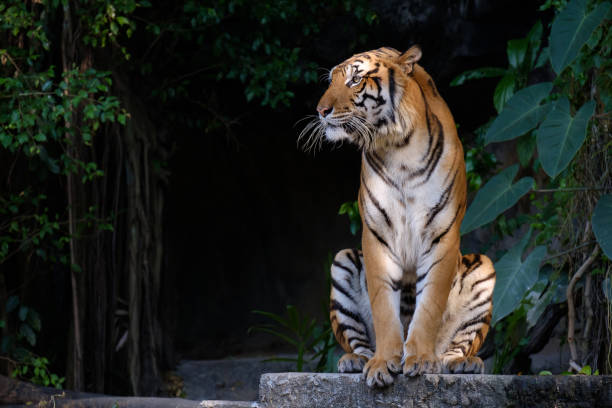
[453,0,612,373]
[0,0,134,389]
[465,143,497,192]
[339,200,361,236]
[142,0,377,110]
[491,230,547,325]
[461,165,534,235]
[592,194,612,258]
[249,305,337,372]
[1,296,65,389]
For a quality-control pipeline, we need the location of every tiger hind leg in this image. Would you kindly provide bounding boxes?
[329,249,375,373]
[436,253,495,374]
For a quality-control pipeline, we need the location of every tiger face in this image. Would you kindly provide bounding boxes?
[300,46,423,151]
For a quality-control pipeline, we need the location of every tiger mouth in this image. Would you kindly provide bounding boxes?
[325,122,355,135]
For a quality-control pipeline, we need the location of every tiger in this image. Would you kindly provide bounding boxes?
[299,45,496,388]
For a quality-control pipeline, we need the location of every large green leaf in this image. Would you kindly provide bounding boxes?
[593,194,612,259]
[450,67,507,87]
[485,82,553,145]
[493,71,516,114]
[537,98,595,178]
[550,0,611,74]
[461,165,534,235]
[492,230,547,325]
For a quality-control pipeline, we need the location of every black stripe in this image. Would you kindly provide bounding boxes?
[416,257,443,284]
[425,169,458,228]
[416,283,431,297]
[330,300,365,325]
[332,260,354,275]
[420,115,445,183]
[361,176,393,228]
[337,323,367,337]
[388,67,396,111]
[423,202,463,256]
[416,81,434,160]
[456,311,490,334]
[428,79,439,98]
[403,115,444,183]
[347,249,363,273]
[394,128,413,148]
[348,336,371,347]
[460,256,482,292]
[365,63,380,76]
[471,272,496,290]
[364,219,391,250]
[374,118,388,128]
[468,294,492,312]
[388,278,402,292]
[331,278,354,302]
[351,341,372,350]
[364,152,400,191]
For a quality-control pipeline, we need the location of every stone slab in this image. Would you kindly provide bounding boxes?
[177,356,314,401]
[259,372,612,408]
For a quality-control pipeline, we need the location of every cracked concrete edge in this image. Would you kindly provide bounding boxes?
[258,373,612,408]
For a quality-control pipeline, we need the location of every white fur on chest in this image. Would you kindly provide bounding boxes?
[362,152,448,270]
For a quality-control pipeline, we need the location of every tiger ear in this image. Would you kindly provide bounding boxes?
[398,45,422,75]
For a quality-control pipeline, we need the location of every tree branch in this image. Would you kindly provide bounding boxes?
[566,245,599,371]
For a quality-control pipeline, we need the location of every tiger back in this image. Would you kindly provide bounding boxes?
[302,46,496,388]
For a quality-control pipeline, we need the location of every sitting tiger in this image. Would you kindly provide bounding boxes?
[300,46,496,388]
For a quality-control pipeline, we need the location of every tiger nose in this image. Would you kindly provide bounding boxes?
[317,105,333,118]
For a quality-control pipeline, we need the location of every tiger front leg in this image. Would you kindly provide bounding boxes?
[403,245,457,376]
[361,227,404,388]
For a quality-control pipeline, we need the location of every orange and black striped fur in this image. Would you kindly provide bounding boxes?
[300,46,495,388]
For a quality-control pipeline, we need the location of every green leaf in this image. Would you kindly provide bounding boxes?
[485,82,553,144]
[450,67,506,86]
[251,310,291,330]
[526,21,544,68]
[550,0,612,74]
[507,38,529,69]
[251,326,298,347]
[539,370,553,375]
[517,133,536,167]
[579,365,592,375]
[493,72,516,113]
[18,306,28,322]
[492,230,547,325]
[593,194,612,259]
[6,295,19,313]
[461,165,534,235]
[19,323,36,346]
[537,98,595,178]
[27,309,41,332]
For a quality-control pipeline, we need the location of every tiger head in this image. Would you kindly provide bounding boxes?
[300,45,425,151]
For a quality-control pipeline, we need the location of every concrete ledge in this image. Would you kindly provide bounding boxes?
[259,373,611,408]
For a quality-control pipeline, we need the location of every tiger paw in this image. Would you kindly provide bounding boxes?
[402,353,441,377]
[338,353,368,373]
[363,355,401,388]
[443,356,484,374]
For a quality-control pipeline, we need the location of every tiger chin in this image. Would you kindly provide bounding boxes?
[301,46,496,388]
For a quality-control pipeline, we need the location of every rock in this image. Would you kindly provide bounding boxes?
[258,373,612,408]
[177,357,314,401]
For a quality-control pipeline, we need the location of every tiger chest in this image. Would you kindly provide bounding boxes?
[360,170,444,269]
